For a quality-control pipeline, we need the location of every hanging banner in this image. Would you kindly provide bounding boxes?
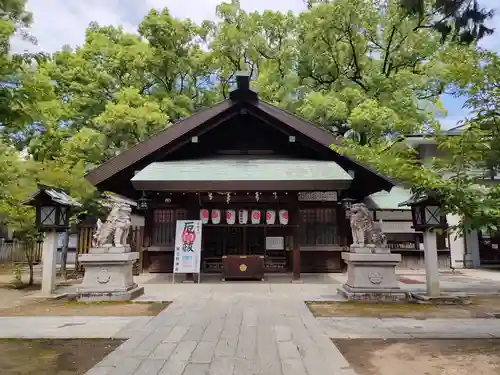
[251,209,261,224]
[173,220,202,274]
[266,210,276,225]
[279,209,289,225]
[211,209,221,224]
[200,209,209,224]
[238,209,248,224]
[226,209,236,224]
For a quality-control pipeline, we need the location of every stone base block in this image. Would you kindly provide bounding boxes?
[77,251,143,301]
[77,286,145,302]
[342,251,401,289]
[88,246,131,254]
[340,250,403,301]
[26,293,68,300]
[338,284,408,301]
[349,245,391,254]
[412,293,470,305]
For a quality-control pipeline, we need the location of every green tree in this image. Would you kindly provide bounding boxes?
[0,0,35,146]
[2,0,498,237]
[333,49,500,233]
[295,0,475,143]
[460,51,500,176]
[399,0,495,44]
[306,0,495,44]
[95,87,168,156]
[139,8,218,113]
[207,0,299,105]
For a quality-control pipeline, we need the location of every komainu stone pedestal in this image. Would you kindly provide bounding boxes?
[77,247,144,302]
[338,247,406,301]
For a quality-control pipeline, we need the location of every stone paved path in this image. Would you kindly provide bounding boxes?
[318,317,500,339]
[0,316,152,339]
[86,294,357,375]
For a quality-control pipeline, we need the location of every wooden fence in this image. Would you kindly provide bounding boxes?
[76,226,144,274]
[0,240,43,264]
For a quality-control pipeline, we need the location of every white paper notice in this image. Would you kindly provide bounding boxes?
[173,220,202,274]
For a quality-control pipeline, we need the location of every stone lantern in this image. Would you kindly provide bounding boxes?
[400,192,448,297]
[407,195,447,232]
[24,185,81,295]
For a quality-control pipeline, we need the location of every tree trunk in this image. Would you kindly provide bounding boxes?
[60,230,70,281]
[24,242,34,286]
[28,260,34,286]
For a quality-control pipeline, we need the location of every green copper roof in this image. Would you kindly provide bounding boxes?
[132,159,352,182]
[366,186,412,210]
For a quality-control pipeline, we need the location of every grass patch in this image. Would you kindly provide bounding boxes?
[0,299,170,317]
[307,297,500,319]
[0,283,41,291]
[0,338,123,375]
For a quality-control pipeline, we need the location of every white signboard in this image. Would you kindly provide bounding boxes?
[381,221,419,233]
[265,236,284,250]
[173,220,202,274]
[298,191,337,201]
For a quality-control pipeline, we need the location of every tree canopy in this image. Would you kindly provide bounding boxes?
[0,0,499,234]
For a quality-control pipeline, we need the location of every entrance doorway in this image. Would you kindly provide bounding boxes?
[201,225,285,272]
[205,226,266,256]
[225,227,245,255]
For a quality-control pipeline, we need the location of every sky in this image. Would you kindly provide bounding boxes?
[11,0,500,129]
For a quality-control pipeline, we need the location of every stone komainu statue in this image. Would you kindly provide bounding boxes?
[92,202,132,248]
[349,203,387,248]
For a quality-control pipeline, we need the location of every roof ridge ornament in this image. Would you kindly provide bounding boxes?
[229,71,258,103]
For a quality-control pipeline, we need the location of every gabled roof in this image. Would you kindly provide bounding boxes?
[86,99,234,186]
[365,186,412,211]
[24,184,82,208]
[86,73,394,195]
[403,125,466,147]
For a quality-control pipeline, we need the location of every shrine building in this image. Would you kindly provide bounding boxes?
[86,73,398,280]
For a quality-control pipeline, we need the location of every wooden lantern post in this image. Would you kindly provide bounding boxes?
[24,185,81,295]
[400,193,447,297]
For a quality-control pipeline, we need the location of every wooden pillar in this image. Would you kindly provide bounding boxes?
[134,226,145,275]
[291,194,302,282]
[143,208,154,248]
[337,202,350,272]
[184,193,198,283]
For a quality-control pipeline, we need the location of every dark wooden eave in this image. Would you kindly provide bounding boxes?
[132,179,352,192]
[86,73,394,197]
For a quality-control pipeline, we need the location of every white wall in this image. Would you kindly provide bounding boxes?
[131,214,145,227]
[446,214,466,268]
